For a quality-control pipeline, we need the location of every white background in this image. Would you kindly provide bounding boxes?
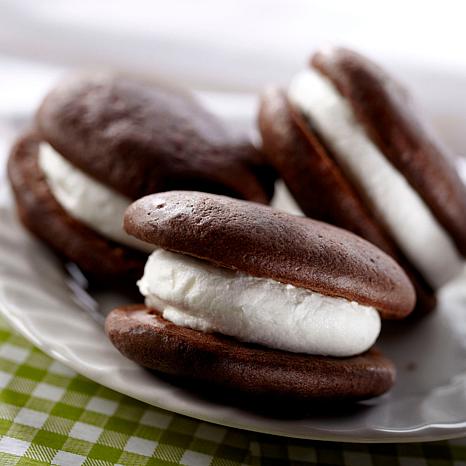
[0,0,466,166]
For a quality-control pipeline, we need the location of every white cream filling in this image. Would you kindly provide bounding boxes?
[38,143,154,253]
[138,248,381,357]
[288,69,464,289]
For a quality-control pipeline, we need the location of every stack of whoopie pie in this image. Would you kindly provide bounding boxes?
[9,46,464,403]
[259,46,466,314]
[8,73,274,282]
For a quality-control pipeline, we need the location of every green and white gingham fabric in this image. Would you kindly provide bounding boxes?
[0,317,466,466]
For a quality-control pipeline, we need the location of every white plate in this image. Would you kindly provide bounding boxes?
[2,187,466,443]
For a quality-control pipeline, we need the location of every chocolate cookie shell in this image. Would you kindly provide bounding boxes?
[258,87,436,314]
[8,132,146,282]
[105,305,396,402]
[36,73,275,203]
[124,191,415,318]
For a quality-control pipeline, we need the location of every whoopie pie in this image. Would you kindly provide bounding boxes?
[259,46,466,314]
[8,73,275,282]
[105,191,415,401]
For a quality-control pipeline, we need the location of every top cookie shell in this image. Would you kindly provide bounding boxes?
[36,73,275,203]
[312,46,466,256]
[124,191,415,319]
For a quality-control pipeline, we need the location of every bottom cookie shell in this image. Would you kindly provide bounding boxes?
[105,305,396,402]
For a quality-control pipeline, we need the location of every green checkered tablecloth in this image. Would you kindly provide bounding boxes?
[0,318,464,466]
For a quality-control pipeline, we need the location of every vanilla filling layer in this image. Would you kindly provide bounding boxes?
[288,69,464,289]
[38,143,154,253]
[138,248,381,357]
